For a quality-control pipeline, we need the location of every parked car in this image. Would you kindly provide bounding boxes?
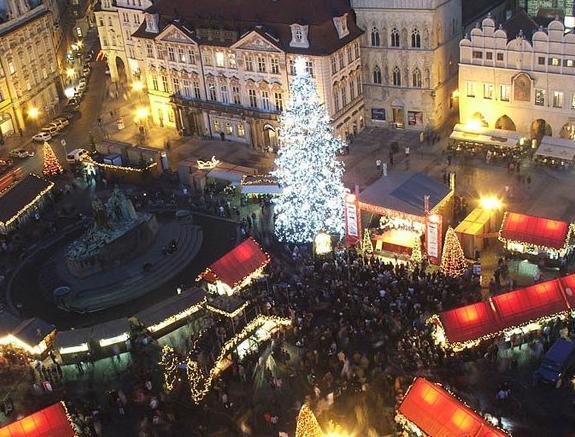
[82,66,91,76]
[41,125,59,136]
[0,159,14,175]
[9,148,34,159]
[77,82,86,94]
[64,103,80,113]
[534,338,575,387]
[45,122,63,132]
[68,97,80,106]
[66,148,90,163]
[32,132,52,142]
[53,118,70,129]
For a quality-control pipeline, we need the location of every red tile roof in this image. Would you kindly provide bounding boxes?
[199,238,269,288]
[0,403,75,437]
[398,378,507,437]
[499,212,570,250]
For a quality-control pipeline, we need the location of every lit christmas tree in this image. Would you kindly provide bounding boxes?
[159,345,181,392]
[295,404,324,437]
[440,227,467,277]
[362,228,373,253]
[272,57,346,243]
[42,142,63,177]
[410,235,422,266]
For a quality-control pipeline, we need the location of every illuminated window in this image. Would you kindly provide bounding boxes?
[225,122,233,135]
[553,91,564,108]
[549,57,560,66]
[213,119,220,131]
[208,83,216,100]
[237,123,245,137]
[228,53,236,69]
[215,52,225,67]
[535,88,545,106]
[483,83,494,99]
[271,58,279,74]
[500,84,510,102]
[248,89,257,107]
[571,94,575,110]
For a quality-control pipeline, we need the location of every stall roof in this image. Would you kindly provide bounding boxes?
[359,172,450,216]
[198,237,270,288]
[0,310,54,347]
[438,301,501,344]
[54,326,94,349]
[499,212,570,249]
[90,318,130,341]
[0,402,75,437]
[398,378,507,437]
[207,162,258,183]
[206,295,248,316]
[535,136,575,161]
[559,274,575,308]
[134,288,206,327]
[450,124,522,148]
[0,174,53,225]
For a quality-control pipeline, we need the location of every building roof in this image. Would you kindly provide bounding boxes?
[0,174,53,225]
[0,403,75,437]
[359,172,450,217]
[134,287,206,328]
[198,237,270,288]
[499,212,570,250]
[463,0,506,27]
[438,301,501,345]
[502,8,539,41]
[398,378,507,437]
[0,310,54,349]
[134,0,363,55]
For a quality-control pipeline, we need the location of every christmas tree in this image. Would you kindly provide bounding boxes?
[159,345,181,392]
[42,142,63,177]
[362,229,373,253]
[440,227,467,277]
[295,404,324,437]
[410,235,422,266]
[272,57,346,243]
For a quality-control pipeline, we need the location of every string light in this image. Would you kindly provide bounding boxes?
[205,300,249,318]
[85,157,158,173]
[295,404,325,437]
[240,174,278,186]
[440,226,467,277]
[1,177,54,228]
[147,299,206,333]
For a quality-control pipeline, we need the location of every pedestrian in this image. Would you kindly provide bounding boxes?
[389,150,394,168]
[376,159,381,173]
[405,146,410,158]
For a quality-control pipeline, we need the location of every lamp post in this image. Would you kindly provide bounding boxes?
[28,107,40,133]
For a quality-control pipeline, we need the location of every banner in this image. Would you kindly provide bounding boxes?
[344,192,360,245]
[426,213,442,265]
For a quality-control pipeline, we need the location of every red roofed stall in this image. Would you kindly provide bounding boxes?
[396,377,507,437]
[499,212,573,261]
[431,274,575,351]
[197,237,270,295]
[0,403,75,437]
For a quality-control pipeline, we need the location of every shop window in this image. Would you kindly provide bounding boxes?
[371,108,385,121]
[213,119,220,132]
[237,123,245,137]
[225,122,233,135]
[408,111,423,126]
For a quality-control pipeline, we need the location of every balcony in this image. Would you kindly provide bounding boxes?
[171,94,281,120]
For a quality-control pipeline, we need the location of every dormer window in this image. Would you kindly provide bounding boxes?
[333,14,349,39]
[290,24,309,48]
[145,12,159,34]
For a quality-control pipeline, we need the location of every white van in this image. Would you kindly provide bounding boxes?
[66,148,90,163]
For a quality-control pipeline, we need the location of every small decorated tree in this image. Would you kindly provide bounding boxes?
[362,228,373,254]
[440,226,467,277]
[42,142,63,177]
[295,404,324,437]
[410,235,422,266]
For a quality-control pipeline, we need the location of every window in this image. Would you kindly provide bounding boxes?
[161,75,168,92]
[391,28,400,47]
[334,88,340,112]
[237,123,245,137]
[371,27,380,47]
[412,68,422,88]
[354,42,360,59]
[500,84,510,102]
[347,46,352,63]
[248,89,257,107]
[306,61,314,77]
[392,66,401,86]
[262,91,270,110]
[215,52,225,67]
[203,52,212,66]
[8,61,15,75]
[221,85,229,103]
[338,51,344,69]
[357,78,361,96]
[152,75,158,91]
[472,51,483,59]
[271,58,279,74]
[213,119,220,132]
[373,66,382,84]
[350,78,356,99]
[483,83,494,99]
[229,54,237,69]
[258,56,266,72]
[232,86,241,105]
[466,81,475,97]
[172,77,180,94]
[496,52,504,61]
[538,56,545,65]
[331,56,337,74]
[411,29,421,48]
[535,88,545,106]
[168,47,175,62]
[341,86,347,106]
[183,79,190,97]
[486,52,493,60]
[565,59,575,67]
[245,56,254,71]
[571,94,575,110]
[193,82,201,99]
[549,57,560,66]
[289,59,296,75]
[553,91,564,108]
[225,122,233,135]
[208,83,216,100]
[274,92,283,111]
[178,48,185,63]
[188,49,196,64]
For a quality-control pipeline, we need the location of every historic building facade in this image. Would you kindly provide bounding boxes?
[459,13,575,139]
[351,0,462,130]
[0,4,62,140]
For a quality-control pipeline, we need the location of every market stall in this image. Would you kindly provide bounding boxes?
[454,207,502,259]
[0,402,76,437]
[448,123,528,159]
[357,172,453,262]
[0,310,55,357]
[396,377,507,436]
[534,136,575,169]
[498,212,574,262]
[240,174,281,196]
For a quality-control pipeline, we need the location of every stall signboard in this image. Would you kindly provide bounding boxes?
[344,192,361,245]
[426,213,442,265]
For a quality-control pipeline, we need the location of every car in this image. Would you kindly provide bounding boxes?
[41,125,59,136]
[82,66,91,76]
[53,118,70,129]
[0,159,14,175]
[33,132,52,142]
[64,104,80,113]
[79,78,87,87]
[105,68,111,75]
[534,338,575,387]
[9,148,34,159]
[77,82,86,92]
[66,148,90,163]
[68,97,80,106]
[45,122,63,132]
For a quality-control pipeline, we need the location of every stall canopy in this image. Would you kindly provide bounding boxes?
[198,237,270,288]
[0,310,54,355]
[450,123,522,148]
[207,162,257,183]
[535,136,575,161]
[397,377,507,437]
[433,273,575,349]
[359,172,451,217]
[0,402,75,437]
[499,212,570,249]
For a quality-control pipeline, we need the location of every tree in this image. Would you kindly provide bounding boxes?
[295,404,324,437]
[362,228,373,253]
[410,234,422,266]
[272,57,346,243]
[42,142,63,177]
[440,226,467,277]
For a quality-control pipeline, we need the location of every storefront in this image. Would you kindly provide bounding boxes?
[454,207,502,259]
[535,136,575,169]
[448,123,528,159]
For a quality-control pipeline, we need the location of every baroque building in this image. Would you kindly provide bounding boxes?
[351,0,462,130]
[96,0,365,149]
[0,3,62,140]
[459,11,575,139]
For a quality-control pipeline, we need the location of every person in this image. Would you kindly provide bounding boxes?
[376,159,382,173]
[405,146,410,158]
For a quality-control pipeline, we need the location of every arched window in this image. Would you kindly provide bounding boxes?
[391,28,400,47]
[371,27,380,47]
[411,29,421,48]
[412,67,422,88]
[373,66,382,84]
[392,66,401,86]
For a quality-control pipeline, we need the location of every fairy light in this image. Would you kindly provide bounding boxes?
[147,299,206,333]
[85,157,158,173]
[295,404,325,437]
[205,300,249,318]
[0,178,54,228]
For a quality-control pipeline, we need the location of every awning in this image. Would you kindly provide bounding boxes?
[198,237,270,288]
[207,168,245,183]
[535,136,575,161]
[0,403,76,437]
[499,212,570,249]
[450,123,522,148]
[397,378,507,437]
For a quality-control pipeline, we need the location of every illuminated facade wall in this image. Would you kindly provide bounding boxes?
[459,16,575,138]
[351,0,462,130]
[524,0,574,17]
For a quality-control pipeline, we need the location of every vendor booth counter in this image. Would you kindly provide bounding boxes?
[448,124,528,159]
[534,136,575,169]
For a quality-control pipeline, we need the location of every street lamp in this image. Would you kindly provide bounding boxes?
[131,81,144,92]
[28,107,40,133]
[66,68,75,78]
[479,196,502,210]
